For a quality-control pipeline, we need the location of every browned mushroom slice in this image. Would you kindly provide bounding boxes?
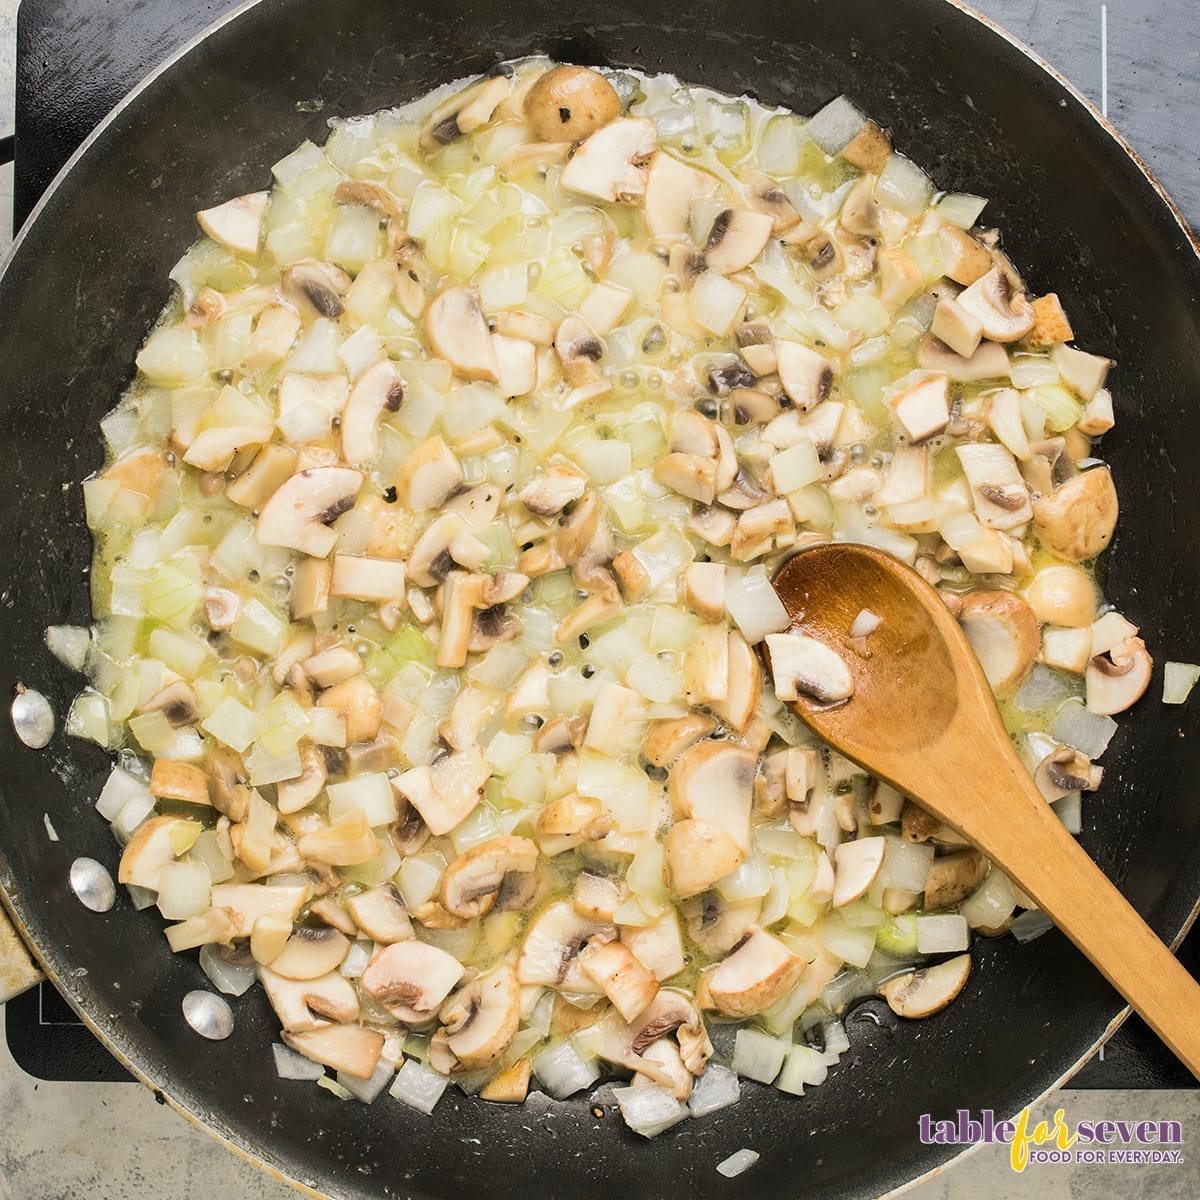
[394,748,490,836]
[430,965,522,1073]
[296,810,377,866]
[196,192,268,256]
[887,371,950,442]
[479,1057,533,1103]
[698,926,804,1018]
[283,1024,385,1081]
[536,792,614,856]
[320,675,381,745]
[559,117,657,203]
[518,463,588,516]
[579,938,660,1022]
[664,819,743,898]
[345,883,413,944]
[669,740,756,850]
[118,816,187,889]
[424,287,499,382]
[923,850,988,911]
[523,65,621,143]
[256,467,362,558]
[440,835,539,918]
[641,715,718,768]
[879,954,971,1019]
[395,436,463,511]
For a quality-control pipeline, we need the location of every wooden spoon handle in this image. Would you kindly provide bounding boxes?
[944,752,1200,1078]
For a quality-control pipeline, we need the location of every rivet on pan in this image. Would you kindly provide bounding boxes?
[183,990,235,1041]
[11,685,54,749]
[69,857,116,913]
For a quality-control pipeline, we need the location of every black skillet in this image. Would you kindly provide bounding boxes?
[1,0,1198,1196]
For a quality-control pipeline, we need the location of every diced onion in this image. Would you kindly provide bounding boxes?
[200,944,258,997]
[915,914,970,955]
[959,870,1017,931]
[338,1058,395,1104]
[732,1028,787,1084]
[613,1083,690,1139]
[46,624,91,672]
[96,767,151,822]
[848,609,882,639]
[775,1044,828,1095]
[532,1040,600,1099]
[805,95,867,155]
[1163,661,1200,705]
[688,1063,741,1117]
[1011,910,1055,944]
[881,838,933,894]
[725,566,791,644]
[273,1042,326,1081]
[716,1149,761,1179]
[1051,699,1118,760]
[389,1059,449,1114]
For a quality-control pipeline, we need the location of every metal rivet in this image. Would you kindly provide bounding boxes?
[69,857,116,913]
[182,990,235,1041]
[11,686,54,749]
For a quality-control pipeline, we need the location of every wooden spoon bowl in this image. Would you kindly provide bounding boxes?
[770,541,1200,1077]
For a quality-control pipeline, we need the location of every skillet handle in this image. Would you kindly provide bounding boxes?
[0,901,43,1003]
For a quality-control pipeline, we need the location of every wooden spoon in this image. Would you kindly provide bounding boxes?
[769,541,1200,1077]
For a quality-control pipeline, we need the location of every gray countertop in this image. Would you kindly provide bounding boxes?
[0,2,1197,1198]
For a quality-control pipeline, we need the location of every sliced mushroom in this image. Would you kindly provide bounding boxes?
[440,835,539,919]
[523,65,621,143]
[714,629,762,734]
[839,174,879,237]
[259,966,360,1032]
[479,1056,533,1103]
[406,513,488,587]
[282,259,351,319]
[924,850,987,911]
[1086,635,1152,715]
[930,296,983,360]
[832,836,886,907]
[196,191,268,256]
[320,675,381,745]
[430,965,521,1074]
[396,436,463,511]
[118,816,186,890]
[578,937,659,1022]
[592,988,712,1087]
[916,335,1010,383]
[256,467,363,558]
[641,714,717,768]
[704,209,774,275]
[733,320,777,377]
[698,926,804,1018]
[643,151,716,241]
[274,746,327,815]
[765,632,855,704]
[559,117,657,203]
[957,442,1032,530]
[664,819,743,898]
[346,883,414,944]
[359,939,465,1022]
[395,749,490,836]
[516,901,615,992]
[341,358,404,465]
[140,678,200,729]
[424,288,499,382]
[1032,467,1118,562]
[878,954,971,1019]
[282,1024,385,1081]
[267,926,351,981]
[1034,745,1103,803]
[419,74,511,152]
[776,342,834,412]
[670,740,756,850]
[296,810,377,866]
[683,562,726,623]
[958,590,1039,697]
[209,883,307,939]
[518,463,588,516]
[955,266,1035,342]
[1052,343,1112,401]
[888,371,950,442]
[681,892,760,957]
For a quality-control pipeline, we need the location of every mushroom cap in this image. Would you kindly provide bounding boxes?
[358,939,465,1022]
[1032,467,1119,562]
[256,467,363,558]
[281,259,351,319]
[879,953,972,1019]
[958,590,1039,697]
[1086,635,1152,715]
[439,835,539,918]
[923,849,988,911]
[523,65,621,144]
[516,900,615,991]
[1023,565,1098,628]
[699,926,804,1018]
[431,964,521,1072]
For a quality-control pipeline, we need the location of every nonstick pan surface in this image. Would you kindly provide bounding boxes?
[1,1,1198,1197]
